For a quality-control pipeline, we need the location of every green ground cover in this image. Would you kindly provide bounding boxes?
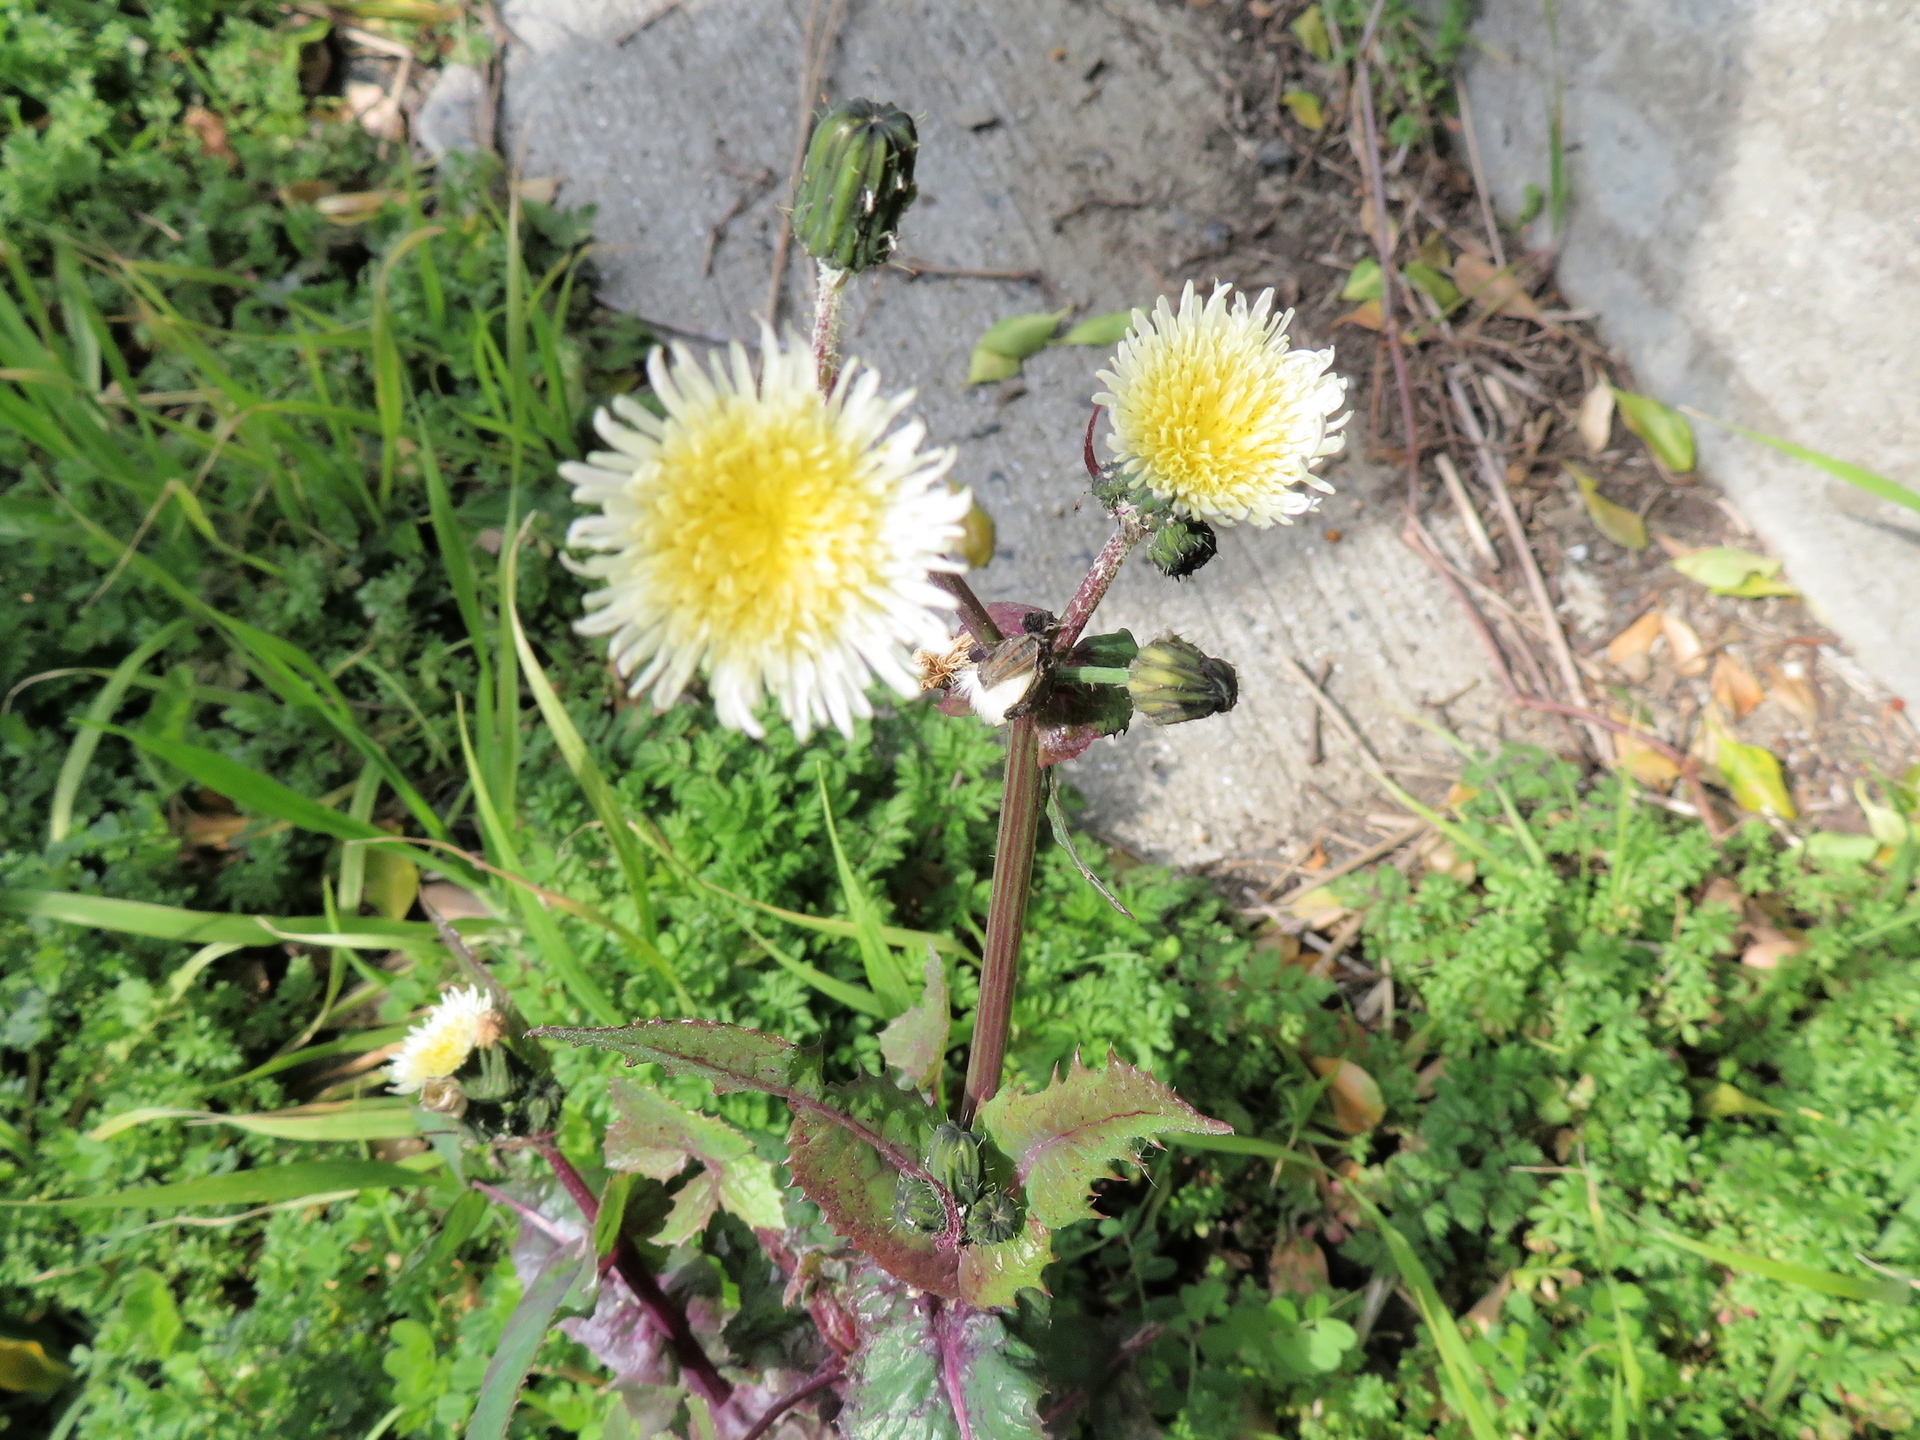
[2,5,1917,1437]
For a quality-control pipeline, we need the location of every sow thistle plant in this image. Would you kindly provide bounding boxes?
[394,99,1351,1438]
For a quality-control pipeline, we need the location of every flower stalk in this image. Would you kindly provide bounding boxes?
[810,260,849,393]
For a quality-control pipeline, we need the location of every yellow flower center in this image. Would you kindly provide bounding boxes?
[646,388,885,656]
[407,1024,477,1082]
[1116,326,1305,509]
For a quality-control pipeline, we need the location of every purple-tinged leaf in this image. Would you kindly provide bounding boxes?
[531,1019,817,1098]
[606,1079,786,1241]
[978,1052,1232,1229]
[879,947,949,1094]
[840,1267,1045,1439]
[958,1218,1052,1311]
[787,1077,960,1299]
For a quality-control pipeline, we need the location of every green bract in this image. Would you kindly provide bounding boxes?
[790,98,920,274]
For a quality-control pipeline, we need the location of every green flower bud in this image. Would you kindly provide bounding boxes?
[791,99,919,274]
[964,1188,1020,1246]
[1128,635,1239,726]
[892,1173,945,1234]
[925,1122,984,1208]
[1146,517,1218,579]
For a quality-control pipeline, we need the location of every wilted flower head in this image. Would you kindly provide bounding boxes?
[1096,282,1349,527]
[390,987,499,1094]
[563,330,970,740]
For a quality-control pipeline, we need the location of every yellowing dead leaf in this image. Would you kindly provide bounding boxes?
[1766,665,1820,728]
[1612,722,1681,791]
[1443,781,1481,810]
[1577,379,1615,454]
[1281,89,1326,131]
[1704,712,1797,818]
[1465,1274,1513,1335]
[1310,1057,1386,1134]
[1661,614,1709,676]
[181,812,248,849]
[1607,611,1664,668]
[344,81,405,141]
[315,191,401,225]
[1568,463,1648,550]
[1741,927,1806,969]
[1711,654,1763,719]
[1269,1232,1330,1296]
[182,106,237,167]
[1288,886,1348,928]
[1334,300,1383,331]
[1451,249,1543,321]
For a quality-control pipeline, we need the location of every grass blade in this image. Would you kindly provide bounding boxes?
[744,921,888,1019]
[49,618,190,843]
[5,1159,436,1210]
[462,1238,588,1440]
[1650,1225,1913,1306]
[814,762,915,1015]
[1687,408,1920,516]
[0,888,459,953]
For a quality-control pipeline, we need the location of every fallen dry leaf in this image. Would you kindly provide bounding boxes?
[1652,531,1697,561]
[1465,1274,1514,1335]
[1577,379,1615,454]
[1568,463,1648,550]
[1700,876,1743,911]
[1452,248,1543,321]
[182,106,236,167]
[1612,721,1681,791]
[1661,614,1709,676]
[1301,841,1328,871]
[344,81,405,142]
[1742,926,1806,969]
[1310,1057,1386,1134]
[1711,654,1764,719]
[1334,300,1383,331]
[1443,781,1481,810]
[1269,1232,1330,1296]
[513,177,561,206]
[1607,611,1664,668]
[1414,1057,1446,1098]
[181,812,248,849]
[314,191,401,225]
[1289,886,1348,928]
[1766,665,1820,728]
[1422,841,1477,884]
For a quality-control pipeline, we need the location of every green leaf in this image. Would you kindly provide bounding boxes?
[1290,4,1332,61]
[1059,312,1134,347]
[462,1238,590,1440]
[1715,734,1798,819]
[959,1217,1052,1309]
[786,1075,958,1298]
[0,888,452,953]
[1650,1226,1912,1306]
[978,1053,1231,1228]
[1281,89,1326,131]
[976,309,1070,361]
[1855,780,1913,847]
[1340,258,1384,302]
[1687,408,1920,517]
[841,1267,1045,1439]
[532,1019,816,1098]
[121,1267,182,1358]
[592,1172,637,1259]
[966,345,1023,385]
[817,765,915,1014]
[1401,261,1461,312]
[88,1100,419,1143]
[879,946,950,1092]
[1568,463,1648,550]
[49,617,190,844]
[0,1336,73,1395]
[604,1078,784,1240]
[8,1159,434,1210]
[1671,546,1788,595]
[745,922,889,1019]
[1612,388,1696,473]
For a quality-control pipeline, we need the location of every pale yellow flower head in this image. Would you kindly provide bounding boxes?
[563,329,970,740]
[1095,282,1349,527]
[389,987,497,1094]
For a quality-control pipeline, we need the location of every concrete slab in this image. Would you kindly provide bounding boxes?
[1459,0,1920,706]
[501,0,1535,865]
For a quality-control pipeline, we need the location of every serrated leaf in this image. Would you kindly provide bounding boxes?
[880,946,950,1093]
[842,1267,1045,1440]
[1612,388,1696,473]
[959,1216,1052,1309]
[1309,1057,1385,1134]
[1060,311,1134,346]
[1281,89,1325,130]
[787,1075,959,1298]
[605,1078,785,1238]
[531,1019,816,1098]
[1568,463,1647,550]
[978,1053,1231,1228]
[1340,258,1383,302]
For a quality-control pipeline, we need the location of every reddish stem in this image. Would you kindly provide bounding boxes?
[535,1143,735,1409]
[1053,524,1144,655]
[935,571,1004,646]
[958,713,1042,1126]
[737,1364,845,1440]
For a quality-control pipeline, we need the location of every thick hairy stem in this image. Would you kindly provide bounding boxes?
[959,713,1042,1125]
[810,261,849,392]
[1052,523,1145,654]
[536,1144,735,1409]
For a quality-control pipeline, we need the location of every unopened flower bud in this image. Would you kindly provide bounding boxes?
[925,1122,984,1208]
[791,99,919,274]
[417,1077,468,1119]
[965,1188,1020,1246]
[1146,517,1218,579]
[1128,635,1238,725]
[893,1173,945,1234]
